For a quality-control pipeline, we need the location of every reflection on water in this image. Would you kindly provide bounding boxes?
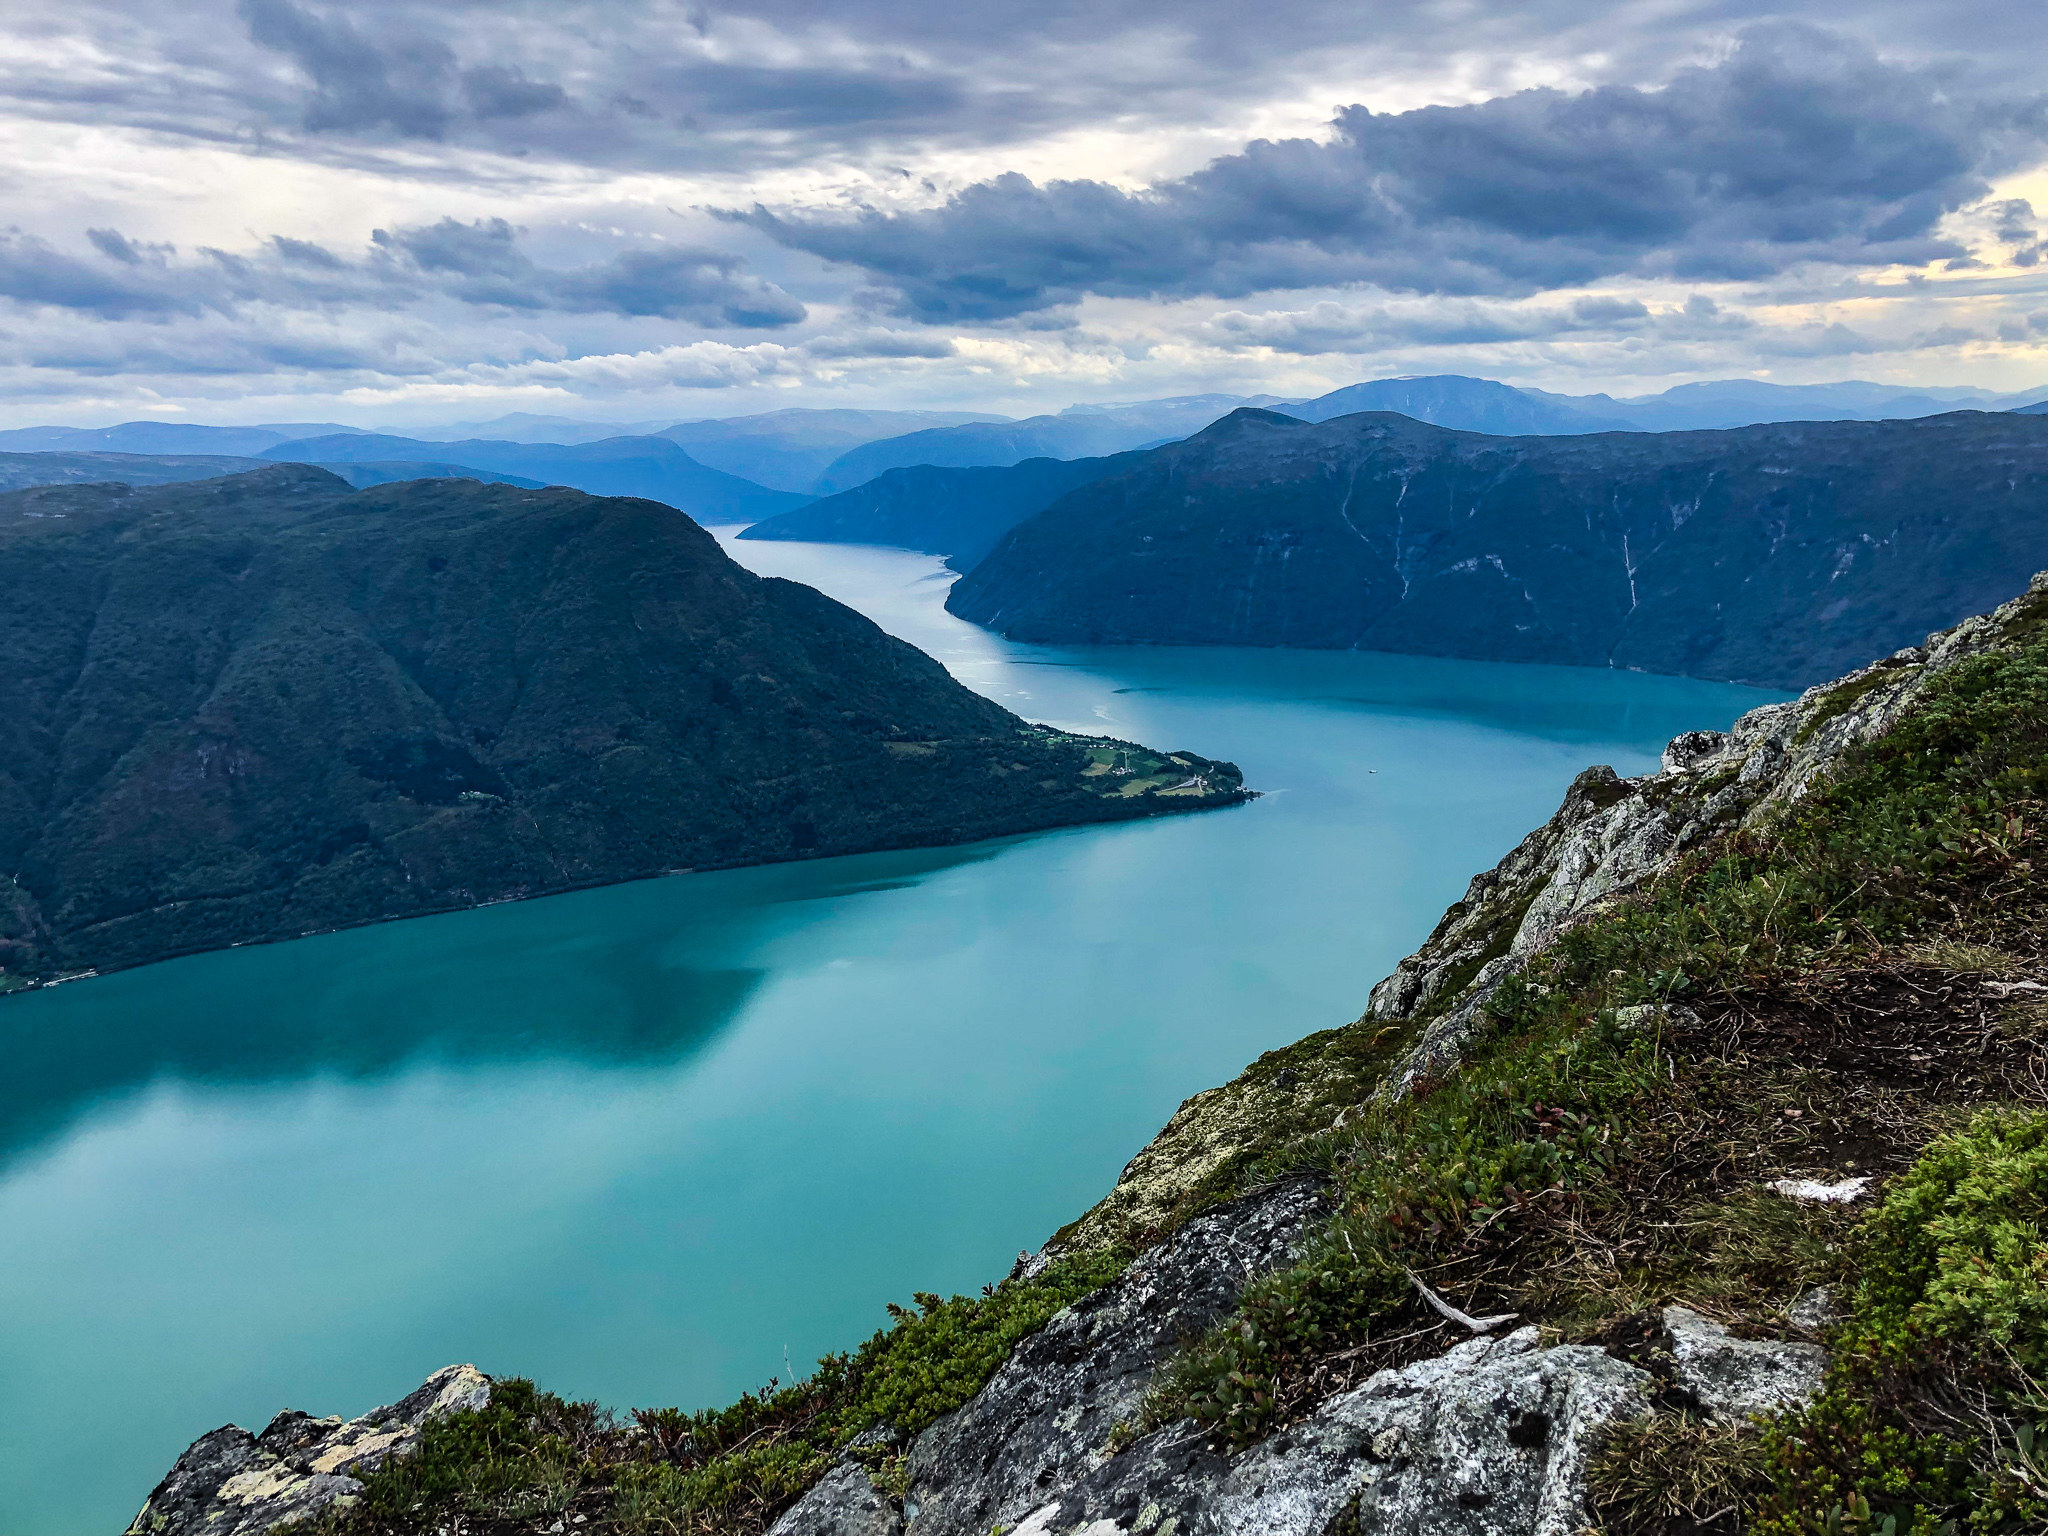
[0,538,1787,1534]
[0,841,1019,1174]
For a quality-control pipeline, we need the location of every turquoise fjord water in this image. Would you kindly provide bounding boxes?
[0,535,1784,1534]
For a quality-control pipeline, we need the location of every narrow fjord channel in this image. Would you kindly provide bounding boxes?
[0,537,1783,1532]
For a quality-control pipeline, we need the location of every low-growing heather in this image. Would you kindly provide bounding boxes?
[1146,628,2048,1455]
[315,1248,1125,1534]
[1757,1109,2048,1536]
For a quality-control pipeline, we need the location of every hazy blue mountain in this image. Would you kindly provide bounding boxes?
[2016,399,2048,415]
[0,450,266,492]
[1533,378,2048,431]
[739,452,1144,567]
[0,467,1243,982]
[0,449,547,496]
[811,395,1274,493]
[316,462,546,490]
[661,408,1011,492]
[948,408,2048,689]
[0,422,368,455]
[807,378,2048,499]
[430,413,673,444]
[1278,376,1631,433]
[262,433,807,521]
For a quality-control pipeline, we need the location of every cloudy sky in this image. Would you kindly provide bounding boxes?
[1,0,2044,428]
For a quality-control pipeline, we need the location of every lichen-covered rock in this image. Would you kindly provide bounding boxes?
[1787,1286,1839,1332]
[125,1364,491,1536]
[1662,1307,1825,1424]
[1365,573,2048,1091]
[901,1176,1328,1536]
[968,1327,1653,1536]
[769,1463,903,1536]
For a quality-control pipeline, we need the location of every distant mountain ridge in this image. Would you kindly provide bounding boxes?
[738,453,1145,567]
[947,408,2048,690]
[1279,376,1633,433]
[0,468,1245,982]
[0,421,369,455]
[261,433,806,521]
[809,396,1275,494]
[659,408,1010,491]
[6,375,2043,510]
[803,377,2048,491]
[0,449,545,496]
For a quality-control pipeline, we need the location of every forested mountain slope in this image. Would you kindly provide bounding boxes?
[0,468,1243,983]
[948,408,2048,689]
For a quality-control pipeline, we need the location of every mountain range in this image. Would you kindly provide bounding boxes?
[946,408,2048,689]
[802,376,2048,489]
[0,421,369,455]
[739,452,1145,569]
[258,433,807,522]
[657,408,1009,491]
[0,468,1243,983]
[808,396,1287,494]
[5,375,2044,507]
[0,449,546,495]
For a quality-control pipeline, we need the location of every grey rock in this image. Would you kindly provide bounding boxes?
[1363,574,2048,1090]
[125,1364,491,1536]
[1206,1328,1650,1536]
[983,1328,1653,1536]
[902,1176,1329,1536]
[769,1463,903,1536]
[1662,1307,1825,1423]
[1611,1004,1692,1036]
[1662,730,1733,774]
[1788,1287,1839,1332]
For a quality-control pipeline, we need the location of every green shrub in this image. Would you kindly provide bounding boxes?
[331,1250,1127,1533]
[1860,1109,2048,1371]
[1149,632,2048,1449]
[1757,1110,2048,1536]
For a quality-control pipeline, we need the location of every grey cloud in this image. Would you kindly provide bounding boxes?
[0,234,204,318]
[85,228,160,265]
[462,65,567,120]
[553,249,805,326]
[1204,292,1712,354]
[803,328,957,359]
[373,217,527,284]
[372,218,806,327]
[10,0,2044,184]
[239,0,456,137]
[0,219,802,330]
[1748,321,1985,357]
[742,25,2041,319]
[1991,198,2038,241]
[271,235,348,269]
[652,60,967,133]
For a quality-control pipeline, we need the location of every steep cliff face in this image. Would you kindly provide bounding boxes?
[132,576,2048,1536]
[1359,589,2034,1095]
[946,408,2048,689]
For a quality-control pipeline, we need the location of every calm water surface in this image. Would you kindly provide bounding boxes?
[0,537,1783,1532]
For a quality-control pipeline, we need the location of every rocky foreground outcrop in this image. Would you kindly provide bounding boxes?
[1361,569,2048,1098]
[137,1195,1826,1536]
[127,1365,490,1535]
